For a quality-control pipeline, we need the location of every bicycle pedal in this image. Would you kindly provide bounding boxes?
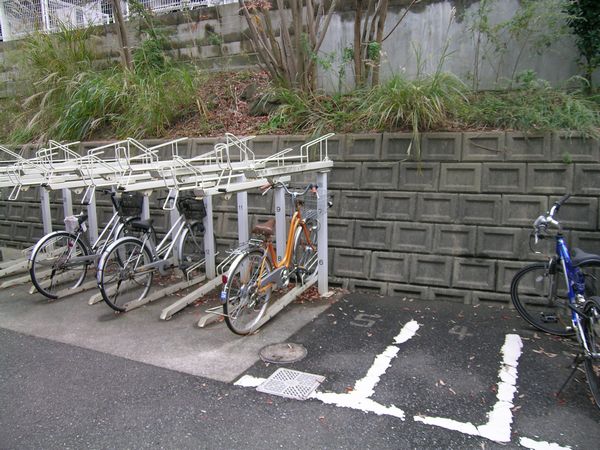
[541,314,558,323]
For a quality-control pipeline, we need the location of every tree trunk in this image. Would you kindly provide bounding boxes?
[354,0,365,87]
[371,0,389,86]
[112,0,132,71]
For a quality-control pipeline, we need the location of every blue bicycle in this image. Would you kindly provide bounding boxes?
[510,194,600,408]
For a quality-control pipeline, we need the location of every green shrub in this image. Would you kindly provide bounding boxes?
[8,23,200,142]
[459,82,600,138]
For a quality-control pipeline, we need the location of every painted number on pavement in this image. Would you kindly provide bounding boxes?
[351,313,382,328]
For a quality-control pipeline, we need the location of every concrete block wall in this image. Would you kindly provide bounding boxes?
[2,131,600,307]
[322,131,600,305]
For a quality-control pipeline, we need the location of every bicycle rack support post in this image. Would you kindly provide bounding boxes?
[317,171,329,294]
[142,194,150,220]
[237,176,249,245]
[39,187,52,235]
[62,189,73,218]
[203,195,216,279]
[274,185,286,263]
[86,194,99,244]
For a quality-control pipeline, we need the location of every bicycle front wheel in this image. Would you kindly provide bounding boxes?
[292,218,319,283]
[29,231,90,299]
[583,297,600,409]
[510,262,574,336]
[97,237,153,312]
[223,250,273,335]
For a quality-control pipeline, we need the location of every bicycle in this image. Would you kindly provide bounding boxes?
[510,194,600,408]
[220,182,321,335]
[96,189,207,312]
[28,189,150,299]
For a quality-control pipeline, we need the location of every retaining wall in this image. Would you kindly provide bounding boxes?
[2,131,600,305]
[1,0,594,97]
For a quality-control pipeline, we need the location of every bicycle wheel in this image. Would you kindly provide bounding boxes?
[510,262,574,336]
[223,249,273,335]
[97,237,153,312]
[292,218,319,282]
[29,231,90,299]
[583,297,600,409]
[177,222,206,278]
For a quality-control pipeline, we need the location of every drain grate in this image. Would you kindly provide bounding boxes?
[256,368,325,400]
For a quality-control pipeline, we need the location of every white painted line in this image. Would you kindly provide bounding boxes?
[354,320,419,398]
[235,320,420,421]
[519,437,572,450]
[310,391,405,419]
[414,334,523,443]
[413,416,479,436]
[234,323,571,448]
[235,375,264,388]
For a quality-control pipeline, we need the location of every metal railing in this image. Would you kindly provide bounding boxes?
[0,0,237,42]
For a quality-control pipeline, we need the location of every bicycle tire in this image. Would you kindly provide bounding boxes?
[97,237,153,312]
[292,218,318,283]
[177,221,206,278]
[510,262,574,336]
[583,297,600,409]
[223,249,273,335]
[29,231,90,299]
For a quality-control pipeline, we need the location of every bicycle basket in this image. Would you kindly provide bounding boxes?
[287,190,319,220]
[118,192,143,217]
[177,193,207,221]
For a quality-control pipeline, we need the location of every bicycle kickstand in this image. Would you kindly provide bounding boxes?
[556,353,585,399]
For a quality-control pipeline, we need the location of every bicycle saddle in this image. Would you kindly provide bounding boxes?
[252,218,275,237]
[130,219,154,232]
[572,247,600,266]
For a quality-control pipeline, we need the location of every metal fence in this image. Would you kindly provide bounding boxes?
[0,0,236,41]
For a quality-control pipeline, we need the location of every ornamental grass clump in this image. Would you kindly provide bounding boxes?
[360,72,468,157]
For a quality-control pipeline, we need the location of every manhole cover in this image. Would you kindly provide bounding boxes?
[259,342,307,364]
[257,368,325,400]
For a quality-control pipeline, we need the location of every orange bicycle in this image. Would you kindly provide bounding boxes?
[220,182,321,335]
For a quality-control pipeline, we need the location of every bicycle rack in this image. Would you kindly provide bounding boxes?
[194,134,333,331]
[1,133,333,333]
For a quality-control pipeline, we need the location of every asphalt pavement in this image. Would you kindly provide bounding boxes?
[0,272,599,449]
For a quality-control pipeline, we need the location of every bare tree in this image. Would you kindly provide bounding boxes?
[239,0,338,92]
[353,0,417,87]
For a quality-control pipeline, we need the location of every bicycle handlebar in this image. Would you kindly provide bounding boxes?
[549,193,571,217]
[532,193,571,243]
[263,182,318,198]
[96,188,120,209]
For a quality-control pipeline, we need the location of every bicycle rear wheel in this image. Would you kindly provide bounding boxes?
[29,231,90,299]
[583,297,600,409]
[510,262,574,336]
[97,237,153,312]
[222,250,273,335]
[292,218,318,283]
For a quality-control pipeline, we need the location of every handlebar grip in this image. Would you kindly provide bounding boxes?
[553,193,571,210]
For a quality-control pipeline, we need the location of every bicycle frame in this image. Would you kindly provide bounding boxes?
[555,234,595,356]
[256,208,315,291]
[65,211,127,267]
[132,214,192,274]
